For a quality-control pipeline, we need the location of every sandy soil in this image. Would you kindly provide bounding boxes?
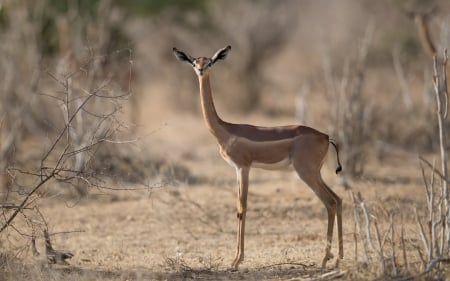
[2,94,448,281]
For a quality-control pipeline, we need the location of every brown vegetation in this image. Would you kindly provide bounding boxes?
[1,0,450,280]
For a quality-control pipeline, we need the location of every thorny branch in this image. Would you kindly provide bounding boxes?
[0,53,131,234]
[0,174,53,232]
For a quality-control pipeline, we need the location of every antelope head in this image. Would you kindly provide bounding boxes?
[173,45,231,76]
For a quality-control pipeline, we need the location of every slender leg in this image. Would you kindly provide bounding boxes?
[292,138,343,268]
[335,203,343,267]
[303,175,343,268]
[231,166,249,270]
[318,177,343,263]
[323,194,336,266]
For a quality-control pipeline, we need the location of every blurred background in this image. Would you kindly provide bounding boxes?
[0,0,450,191]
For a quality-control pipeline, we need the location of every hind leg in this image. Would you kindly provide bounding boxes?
[291,136,343,267]
[318,176,343,266]
[300,173,341,267]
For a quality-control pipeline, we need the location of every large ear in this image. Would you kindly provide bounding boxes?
[173,48,195,65]
[211,45,231,65]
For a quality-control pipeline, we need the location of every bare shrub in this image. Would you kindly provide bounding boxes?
[0,0,134,194]
[0,51,130,230]
[351,192,398,276]
[352,192,415,278]
[324,24,374,179]
[0,0,142,268]
[415,49,449,279]
[350,49,450,280]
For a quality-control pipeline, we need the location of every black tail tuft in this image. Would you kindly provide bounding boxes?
[329,138,343,175]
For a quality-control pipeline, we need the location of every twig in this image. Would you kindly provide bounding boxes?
[308,270,346,281]
[396,258,450,281]
[40,92,95,164]
[415,208,430,262]
[373,219,386,274]
[401,218,408,270]
[390,212,398,275]
[420,160,435,260]
[350,191,370,264]
[419,156,448,183]
[432,48,449,256]
[442,49,448,119]
[353,215,358,264]
[357,193,375,252]
[0,204,33,210]
[257,261,313,270]
[0,173,53,233]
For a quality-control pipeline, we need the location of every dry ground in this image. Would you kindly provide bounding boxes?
[2,95,448,281]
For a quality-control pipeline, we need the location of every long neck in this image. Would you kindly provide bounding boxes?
[198,74,230,144]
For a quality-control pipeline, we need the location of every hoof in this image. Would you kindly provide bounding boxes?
[321,252,334,268]
[335,258,341,268]
[226,267,238,273]
[231,256,243,271]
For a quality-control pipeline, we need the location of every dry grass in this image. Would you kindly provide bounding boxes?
[1,114,449,280]
[2,0,450,280]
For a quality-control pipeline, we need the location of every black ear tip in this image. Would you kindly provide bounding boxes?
[226,45,231,50]
[173,47,178,52]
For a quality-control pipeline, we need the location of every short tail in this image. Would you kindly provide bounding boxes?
[329,138,342,174]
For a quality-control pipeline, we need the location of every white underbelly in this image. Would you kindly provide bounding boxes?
[219,144,292,171]
[251,157,292,170]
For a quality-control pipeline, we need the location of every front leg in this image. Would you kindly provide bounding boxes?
[231,166,249,270]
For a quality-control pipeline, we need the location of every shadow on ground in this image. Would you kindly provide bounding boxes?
[31,263,340,281]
